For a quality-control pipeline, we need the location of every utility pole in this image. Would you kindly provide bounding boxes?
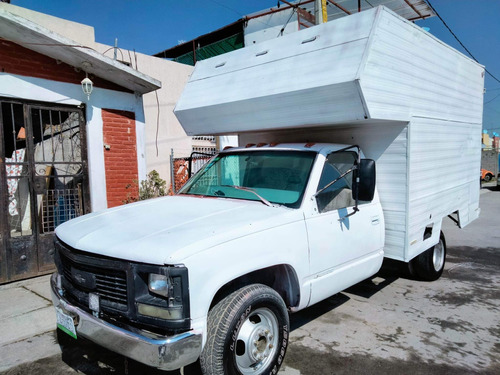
[315,0,327,25]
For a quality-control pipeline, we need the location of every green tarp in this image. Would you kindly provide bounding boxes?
[174,33,244,66]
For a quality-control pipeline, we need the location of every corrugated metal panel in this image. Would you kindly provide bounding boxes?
[405,117,481,260]
[360,9,484,124]
[369,126,409,260]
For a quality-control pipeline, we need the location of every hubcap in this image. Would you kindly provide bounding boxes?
[234,308,279,374]
[432,240,445,271]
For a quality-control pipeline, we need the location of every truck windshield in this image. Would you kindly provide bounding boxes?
[179,150,317,208]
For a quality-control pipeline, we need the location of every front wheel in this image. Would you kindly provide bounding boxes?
[411,231,446,281]
[201,284,289,375]
[484,173,493,182]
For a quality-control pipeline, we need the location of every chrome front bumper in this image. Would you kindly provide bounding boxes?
[50,273,202,371]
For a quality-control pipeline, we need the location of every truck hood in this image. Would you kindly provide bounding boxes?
[55,195,303,265]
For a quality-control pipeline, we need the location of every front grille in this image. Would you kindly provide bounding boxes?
[95,273,128,305]
[60,251,128,311]
[54,237,192,334]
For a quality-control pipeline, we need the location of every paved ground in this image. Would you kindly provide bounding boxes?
[1,185,499,375]
[0,274,58,373]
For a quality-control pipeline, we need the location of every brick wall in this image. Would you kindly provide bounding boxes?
[102,109,138,208]
[172,159,190,193]
[0,40,129,92]
[171,156,213,193]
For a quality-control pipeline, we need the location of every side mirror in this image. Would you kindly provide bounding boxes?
[353,159,376,202]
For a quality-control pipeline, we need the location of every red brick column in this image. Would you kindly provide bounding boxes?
[102,109,138,208]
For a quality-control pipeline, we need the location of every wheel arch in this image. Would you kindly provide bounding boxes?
[209,264,300,311]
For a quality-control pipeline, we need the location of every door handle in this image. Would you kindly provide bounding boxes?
[371,216,380,225]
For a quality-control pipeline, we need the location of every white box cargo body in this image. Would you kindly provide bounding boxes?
[175,6,484,262]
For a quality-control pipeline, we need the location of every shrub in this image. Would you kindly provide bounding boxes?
[124,170,168,203]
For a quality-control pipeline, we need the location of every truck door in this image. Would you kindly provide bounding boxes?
[305,151,384,305]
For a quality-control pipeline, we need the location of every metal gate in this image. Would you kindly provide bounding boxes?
[170,150,216,193]
[0,100,90,283]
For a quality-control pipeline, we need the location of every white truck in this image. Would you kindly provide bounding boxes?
[50,7,484,375]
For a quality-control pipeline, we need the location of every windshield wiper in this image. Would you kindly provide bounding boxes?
[221,185,275,208]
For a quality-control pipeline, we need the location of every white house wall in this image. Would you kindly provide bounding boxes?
[0,73,146,212]
[94,43,194,183]
[0,2,95,47]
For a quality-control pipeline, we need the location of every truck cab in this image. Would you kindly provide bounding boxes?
[178,143,383,306]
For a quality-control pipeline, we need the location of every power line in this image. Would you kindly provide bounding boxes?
[485,93,500,105]
[206,0,243,18]
[278,0,302,37]
[205,0,274,30]
[425,0,500,85]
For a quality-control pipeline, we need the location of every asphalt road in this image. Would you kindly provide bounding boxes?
[3,187,499,375]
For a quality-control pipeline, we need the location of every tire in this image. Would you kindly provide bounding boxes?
[412,231,446,281]
[200,284,289,375]
[484,174,493,182]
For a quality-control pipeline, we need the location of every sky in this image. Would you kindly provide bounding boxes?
[8,0,500,132]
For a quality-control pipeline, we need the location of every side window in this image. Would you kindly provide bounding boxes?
[316,151,357,213]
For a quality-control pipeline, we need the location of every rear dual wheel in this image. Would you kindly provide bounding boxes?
[410,231,446,281]
[201,284,289,375]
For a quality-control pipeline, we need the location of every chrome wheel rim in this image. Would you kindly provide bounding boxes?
[234,308,279,374]
[433,240,445,271]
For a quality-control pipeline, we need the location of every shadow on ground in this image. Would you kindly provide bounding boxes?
[1,329,202,375]
[290,257,411,332]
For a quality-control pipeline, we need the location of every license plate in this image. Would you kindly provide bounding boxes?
[56,307,77,339]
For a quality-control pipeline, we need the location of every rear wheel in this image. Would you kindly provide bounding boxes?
[201,284,289,375]
[411,231,446,281]
[484,173,493,182]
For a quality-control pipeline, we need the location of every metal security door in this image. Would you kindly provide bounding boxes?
[0,100,90,283]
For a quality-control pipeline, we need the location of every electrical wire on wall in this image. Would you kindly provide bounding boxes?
[101,46,126,62]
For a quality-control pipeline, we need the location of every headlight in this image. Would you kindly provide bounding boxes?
[148,273,171,298]
[134,266,190,329]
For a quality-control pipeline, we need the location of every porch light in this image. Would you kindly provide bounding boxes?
[81,62,93,100]
[81,76,93,100]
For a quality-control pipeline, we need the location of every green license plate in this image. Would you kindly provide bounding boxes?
[55,307,77,339]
